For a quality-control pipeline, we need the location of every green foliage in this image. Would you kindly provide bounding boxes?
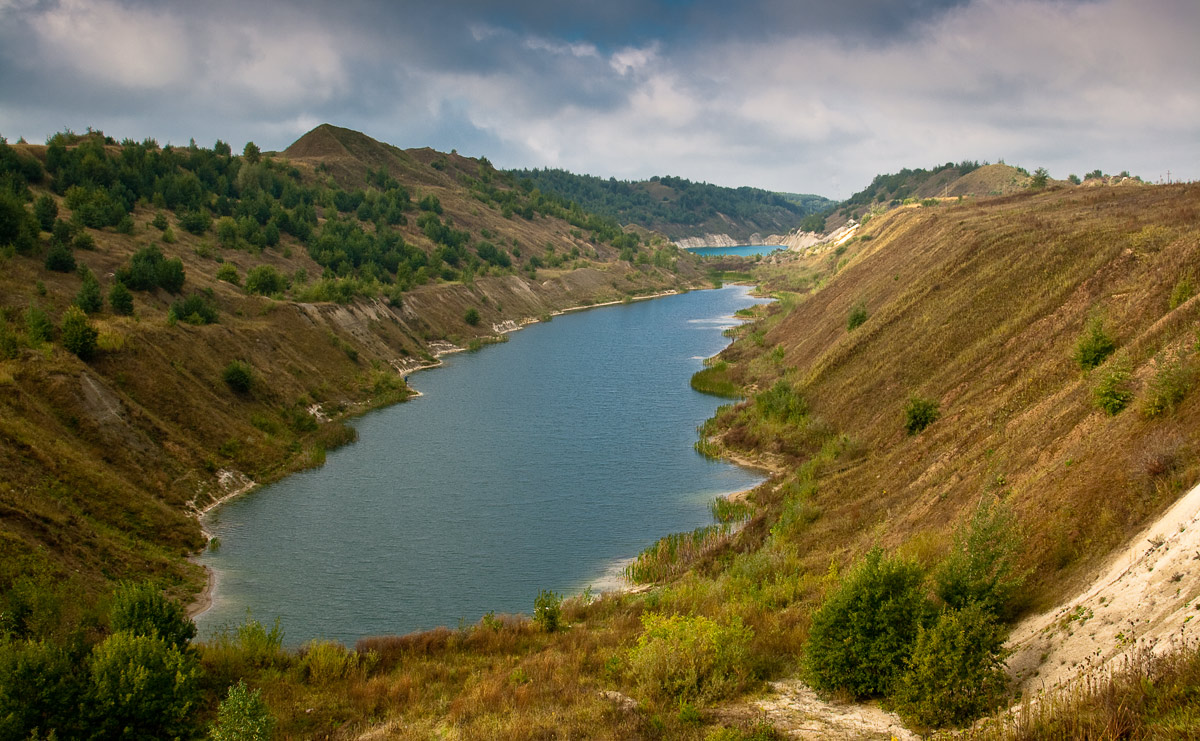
[1093,356,1133,415]
[628,612,754,704]
[60,305,98,359]
[799,212,826,233]
[804,547,931,698]
[464,307,481,326]
[533,589,562,632]
[847,300,868,330]
[892,604,1011,729]
[754,380,808,423]
[1141,353,1196,418]
[0,638,85,739]
[1074,317,1115,370]
[74,269,103,314]
[151,211,169,231]
[216,262,240,285]
[179,208,211,235]
[1030,167,1050,189]
[25,306,53,344]
[87,631,200,740]
[300,640,364,684]
[117,244,186,293]
[170,292,218,325]
[33,194,57,232]
[903,395,940,434]
[223,360,253,394]
[108,580,196,649]
[244,264,287,296]
[44,241,76,272]
[933,497,1027,619]
[690,361,740,398]
[209,680,275,741]
[108,281,134,316]
[1169,274,1194,309]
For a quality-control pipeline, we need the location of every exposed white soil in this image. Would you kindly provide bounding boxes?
[749,680,918,740]
[1006,480,1200,698]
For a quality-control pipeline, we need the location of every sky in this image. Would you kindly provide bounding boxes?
[0,0,1196,199]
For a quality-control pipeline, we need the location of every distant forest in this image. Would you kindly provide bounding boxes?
[508,168,835,239]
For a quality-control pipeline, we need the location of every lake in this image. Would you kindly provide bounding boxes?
[685,244,785,258]
[195,285,767,644]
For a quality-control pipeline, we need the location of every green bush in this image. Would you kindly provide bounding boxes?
[44,241,76,272]
[0,638,85,739]
[847,300,868,330]
[464,307,481,326]
[33,194,58,232]
[108,581,196,649]
[904,395,940,434]
[629,613,754,704]
[216,262,240,285]
[60,305,98,359]
[170,292,218,325]
[87,632,200,740]
[108,280,134,315]
[74,270,103,314]
[533,589,562,632]
[222,360,253,394]
[300,640,363,685]
[1093,356,1133,415]
[244,264,286,296]
[178,208,211,235]
[892,605,1010,729]
[117,245,186,293]
[209,680,275,741]
[754,380,808,423]
[1168,274,1194,309]
[25,306,53,344]
[933,497,1026,619]
[1141,354,1196,418]
[804,547,931,697]
[1074,317,1115,370]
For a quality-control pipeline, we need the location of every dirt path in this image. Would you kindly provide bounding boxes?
[1006,480,1200,697]
[744,680,918,740]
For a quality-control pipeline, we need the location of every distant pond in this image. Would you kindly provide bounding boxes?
[685,244,785,258]
[196,285,768,644]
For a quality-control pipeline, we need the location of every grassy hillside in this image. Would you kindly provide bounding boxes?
[0,127,708,610]
[3,128,1197,738]
[507,168,834,242]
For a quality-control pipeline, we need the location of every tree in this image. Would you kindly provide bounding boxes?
[934,497,1027,619]
[0,638,85,740]
[804,547,932,697]
[108,581,197,649]
[243,141,261,164]
[209,680,275,741]
[109,281,134,315]
[74,270,103,314]
[892,605,1010,729]
[86,632,200,740]
[1029,167,1049,189]
[60,306,98,359]
[44,241,76,272]
[1074,316,1115,370]
[464,307,481,326]
[33,194,58,232]
[245,264,286,296]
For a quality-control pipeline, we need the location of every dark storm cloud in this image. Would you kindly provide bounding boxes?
[0,0,1195,197]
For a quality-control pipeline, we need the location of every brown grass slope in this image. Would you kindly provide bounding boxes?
[727,184,1200,610]
[0,137,706,605]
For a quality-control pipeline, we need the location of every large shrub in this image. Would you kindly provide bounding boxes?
[222,360,254,394]
[0,638,85,739]
[892,605,1010,729]
[60,305,98,359]
[934,498,1026,620]
[804,547,931,697]
[117,244,186,293]
[903,395,940,434]
[244,264,287,296]
[109,580,196,649]
[209,680,275,741]
[533,589,562,633]
[87,632,200,740]
[629,612,754,704]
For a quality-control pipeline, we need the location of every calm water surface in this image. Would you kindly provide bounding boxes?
[196,286,767,644]
[686,244,784,258]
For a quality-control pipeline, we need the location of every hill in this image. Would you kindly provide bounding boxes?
[507,167,834,245]
[0,126,708,608]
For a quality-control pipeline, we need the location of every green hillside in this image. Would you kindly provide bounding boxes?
[508,167,834,242]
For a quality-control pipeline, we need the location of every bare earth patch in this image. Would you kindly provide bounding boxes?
[747,679,917,740]
[1007,480,1200,698]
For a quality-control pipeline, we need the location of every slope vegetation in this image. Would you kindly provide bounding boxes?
[0,128,706,607]
[508,167,834,243]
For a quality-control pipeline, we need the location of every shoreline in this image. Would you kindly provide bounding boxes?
[184,283,757,624]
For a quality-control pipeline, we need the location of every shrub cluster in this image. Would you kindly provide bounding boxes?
[628,613,754,704]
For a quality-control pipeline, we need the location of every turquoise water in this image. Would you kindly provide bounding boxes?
[195,286,767,644]
[685,244,784,258]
